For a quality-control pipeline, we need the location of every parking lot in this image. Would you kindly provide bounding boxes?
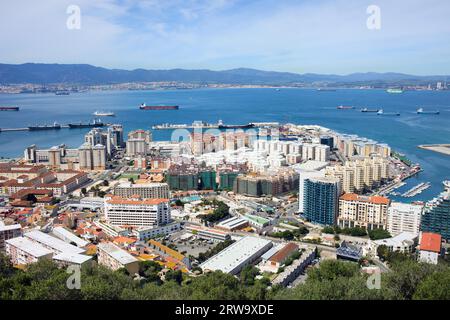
[165,230,217,258]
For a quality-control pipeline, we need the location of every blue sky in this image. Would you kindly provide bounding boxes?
[1,0,450,75]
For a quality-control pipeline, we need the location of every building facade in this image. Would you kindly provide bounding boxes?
[303,176,341,226]
[338,193,390,230]
[387,202,423,236]
[113,182,170,199]
[104,196,171,228]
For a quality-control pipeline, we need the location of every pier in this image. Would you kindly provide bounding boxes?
[401,182,431,198]
[0,124,106,133]
[152,121,280,130]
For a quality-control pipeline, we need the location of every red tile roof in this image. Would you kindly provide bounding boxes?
[420,232,442,253]
[340,193,390,205]
[269,243,299,264]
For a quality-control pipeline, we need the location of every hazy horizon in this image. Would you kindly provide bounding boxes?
[1,0,450,75]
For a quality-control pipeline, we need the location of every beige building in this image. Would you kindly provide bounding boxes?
[126,130,152,156]
[113,182,170,199]
[338,193,390,230]
[97,242,139,274]
[326,156,389,193]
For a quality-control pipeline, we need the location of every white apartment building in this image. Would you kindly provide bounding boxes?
[24,230,86,255]
[113,182,170,199]
[0,223,22,250]
[104,196,170,227]
[5,237,53,265]
[366,232,417,257]
[387,202,423,236]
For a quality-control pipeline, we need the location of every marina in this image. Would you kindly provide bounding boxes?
[401,182,431,198]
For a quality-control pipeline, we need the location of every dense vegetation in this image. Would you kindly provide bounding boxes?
[1,253,449,300]
[322,226,368,237]
[269,227,308,240]
[198,200,230,223]
[196,239,235,263]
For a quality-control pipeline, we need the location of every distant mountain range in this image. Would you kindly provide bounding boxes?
[0,63,448,85]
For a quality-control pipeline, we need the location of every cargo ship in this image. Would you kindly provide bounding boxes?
[361,108,380,113]
[55,91,70,95]
[28,122,61,131]
[386,88,403,94]
[337,105,354,110]
[0,106,19,111]
[377,109,400,116]
[139,103,179,110]
[416,108,439,115]
[317,88,336,92]
[218,123,255,130]
[68,119,104,129]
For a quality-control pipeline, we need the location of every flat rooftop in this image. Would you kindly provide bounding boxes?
[24,230,85,255]
[200,236,272,274]
[52,226,89,248]
[53,252,93,264]
[6,237,53,258]
[98,242,138,265]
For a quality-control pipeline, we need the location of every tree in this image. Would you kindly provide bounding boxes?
[369,229,391,240]
[102,180,109,186]
[239,265,260,286]
[165,270,183,285]
[322,226,334,234]
[185,271,244,300]
[81,187,87,195]
[413,268,450,300]
[376,245,389,261]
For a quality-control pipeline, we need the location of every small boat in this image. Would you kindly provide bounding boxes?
[387,89,403,94]
[377,109,400,116]
[416,108,439,115]
[93,111,115,117]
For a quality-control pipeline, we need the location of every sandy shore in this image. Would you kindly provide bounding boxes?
[418,144,450,156]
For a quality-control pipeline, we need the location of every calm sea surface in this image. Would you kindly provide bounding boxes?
[0,88,449,202]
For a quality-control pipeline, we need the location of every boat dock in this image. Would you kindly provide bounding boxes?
[0,124,107,133]
[152,121,279,130]
[401,182,431,198]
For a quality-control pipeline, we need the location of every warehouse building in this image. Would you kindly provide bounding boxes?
[200,236,273,275]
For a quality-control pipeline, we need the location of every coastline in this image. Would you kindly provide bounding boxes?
[418,144,450,156]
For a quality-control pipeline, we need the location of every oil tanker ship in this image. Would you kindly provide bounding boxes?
[377,109,400,116]
[28,122,61,131]
[68,119,104,129]
[139,103,179,110]
[0,106,19,111]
